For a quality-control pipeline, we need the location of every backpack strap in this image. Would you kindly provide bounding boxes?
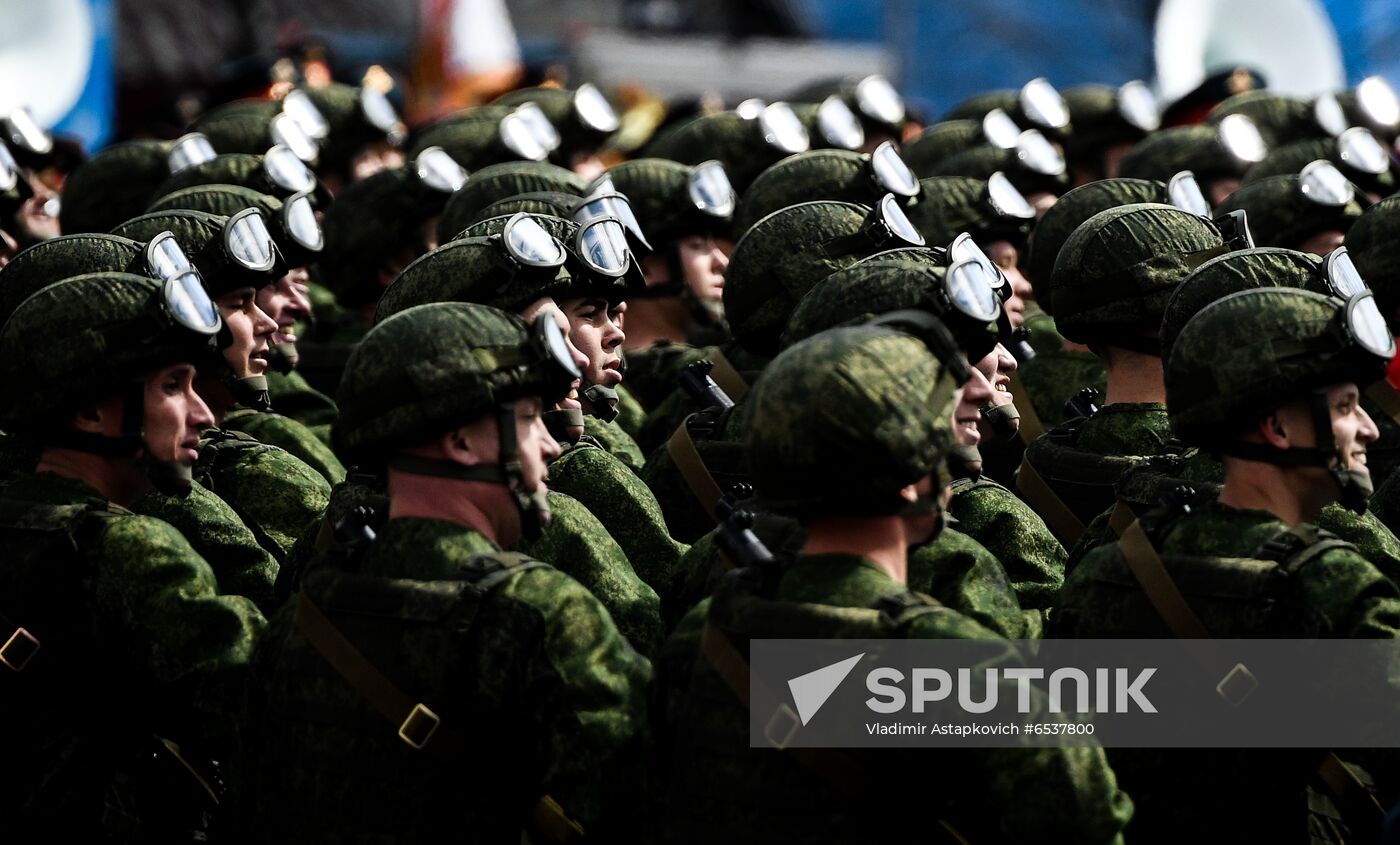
[1007,371,1044,444]
[707,348,750,402]
[1016,450,1087,545]
[668,416,725,523]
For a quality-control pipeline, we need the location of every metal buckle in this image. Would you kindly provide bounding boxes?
[1,627,40,672]
[1216,662,1258,707]
[398,702,441,749]
[764,702,801,749]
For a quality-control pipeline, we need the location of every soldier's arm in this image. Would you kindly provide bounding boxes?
[91,514,266,749]
[1315,504,1400,588]
[948,481,1066,610]
[1293,546,1400,638]
[909,528,1038,639]
[207,443,331,560]
[227,411,347,486]
[500,566,653,836]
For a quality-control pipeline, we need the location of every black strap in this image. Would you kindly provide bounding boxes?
[385,455,510,485]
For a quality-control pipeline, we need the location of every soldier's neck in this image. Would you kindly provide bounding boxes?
[1219,462,1321,526]
[621,297,689,350]
[385,468,506,545]
[36,448,144,506]
[1102,345,1166,406]
[801,515,909,585]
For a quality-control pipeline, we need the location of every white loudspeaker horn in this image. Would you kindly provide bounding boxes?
[1155,0,1346,104]
[0,0,94,125]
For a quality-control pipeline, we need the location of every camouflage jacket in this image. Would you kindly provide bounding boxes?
[132,480,280,613]
[1016,348,1106,431]
[580,414,646,474]
[1053,499,1400,843]
[235,517,651,843]
[655,554,1132,844]
[613,383,648,442]
[195,427,332,562]
[908,526,1043,640]
[0,471,264,842]
[622,341,713,411]
[947,476,1065,611]
[264,368,339,433]
[548,437,688,603]
[224,407,346,486]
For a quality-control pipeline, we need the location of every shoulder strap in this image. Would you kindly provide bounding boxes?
[1118,519,1212,638]
[1108,500,1138,538]
[1016,451,1086,545]
[668,416,724,523]
[1007,371,1044,444]
[708,348,750,402]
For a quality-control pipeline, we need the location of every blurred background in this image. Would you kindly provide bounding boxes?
[4,0,1400,152]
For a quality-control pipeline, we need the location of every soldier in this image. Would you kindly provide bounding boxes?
[657,321,1132,843]
[1019,203,1230,545]
[493,84,623,178]
[298,80,408,191]
[57,139,176,234]
[1118,115,1269,206]
[1215,160,1363,255]
[436,160,586,245]
[732,143,923,237]
[645,103,811,193]
[0,272,265,841]
[1053,285,1400,842]
[1240,126,1396,206]
[234,301,650,841]
[1061,81,1160,184]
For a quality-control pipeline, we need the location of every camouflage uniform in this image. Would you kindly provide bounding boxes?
[644,106,811,194]
[946,475,1065,611]
[262,367,338,435]
[235,301,651,841]
[223,406,346,485]
[580,412,645,473]
[1344,195,1400,487]
[1214,169,1363,251]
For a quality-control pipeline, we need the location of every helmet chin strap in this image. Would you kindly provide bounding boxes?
[581,384,619,423]
[1217,388,1371,514]
[228,373,273,412]
[543,408,584,444]
[267,342,299,374]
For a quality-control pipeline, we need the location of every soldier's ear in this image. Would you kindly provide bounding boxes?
[68,395,122,435]
[439,425,477,466]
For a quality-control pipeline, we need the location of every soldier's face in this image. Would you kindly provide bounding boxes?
[1326,383,1379,478]
[255,269,313,345]
[520,296,589,410]
[678,233,728,304]
[216,287,278,377]
[986,240,1031,327]
[560,295,625,389]
[514,396,562,497]
[1296,229,1346,258]
[953,356,997,446]
[142,362,214,464]
[974,343,1018,433]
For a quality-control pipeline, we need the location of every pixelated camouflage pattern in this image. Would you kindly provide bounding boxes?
[932,143,1071,197]
[151,153,279,203]
[745,327,959,516]
[1051,203,1224,341]
[335,302,530,455]
[655,555,1132,844]
[620,342,713,412]
[1243,137,1397,198]
[1168,288,1387,444]
[236,515,650,842]
[1205,90,1323,148]
[132,479,280,612]
[780,250,947,347]
[437,160,585,244]
[548,438,686,601]
[112,209,283,298]
[1214,173,1362,251]
[612,383,647,441]
[319,167,446,308]
[454,212,634,304]
[1015,347,1107,429]
[636,386,695,457]
[0,274,217,432]
[732,150,870,235]
[908,526,1043,639]
[605,158,732,245]
[644,110,795,193]
[1023,305,1067,353]
[1366,469,1400,547]
[0,233,144,325]
[1061,84,1150,160]
[1117,124,1251,184]
[0,470,264,839]
[1076,403,1173,456]
[901,119,984,178]
[581,414,645,473]
[195,427,331,561]
[1025,178,1167,311]
[641,427,752,544]
[223,408,346,485]
[1335,195,1400,327]
[948,476,1065,610]
[264,368,338,430]
[373,236,572,322]
[188,99,281,156]
[407,105,513,166]
[303,82,393,172]
[519,490,663,659]
[903,175,1030,251]
[465,191,580,235]
[723,200,873,357]
[1053,498,1400,843]
[58,140,173,234]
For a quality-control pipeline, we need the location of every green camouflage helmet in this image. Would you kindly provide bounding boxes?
[467,191,581,232]
[59,140,173,234]
[944,80,1073,141]
[745,324,960,517]
[782,248,1000,362]
[1346,195,1400,329]
[457,212,637,301]
[112,209,283,297]
[302,82,406,173]
[152,151,327,207]
[148,183,322,267]
[1119,122,1266,184]
[0,233,143,325]
[0,272,220,432]
[1241,135,1397,198]
[1061,83,1157,166]
[902,120,985,178]
[1167,286,1388,446]
[932,143,1071,198]
[1025,177,1170,312]
[903,174,1033,253]
[437,160,585,244]
[792,100,864,151]
[409,106,547,171]
[493,84,619,155]
[645,108,810,193]
[1051,202,1225,345]
[375,218,578,321]
[735,146,921,236]
[1213,168,1362,250]
[723,200,878,357]
[319,166,450,308]
[604,157,734,244]
[335,301,549,455]
[1159,247,1321,363]
[1205,90,1324,148]
[188,99,287,157]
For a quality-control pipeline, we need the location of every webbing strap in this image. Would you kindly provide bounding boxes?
[708,349,750,402]
[1366,381,1400,426]
[1016,453,1085,545]
[668,418,724,523]
[1007,371,1044,444]
[1108,501,1137,538]
[295,592,584,841]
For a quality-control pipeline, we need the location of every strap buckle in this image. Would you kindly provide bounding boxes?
[1,627,39,672]
[398,702,441,750]
[764,703,801,750]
